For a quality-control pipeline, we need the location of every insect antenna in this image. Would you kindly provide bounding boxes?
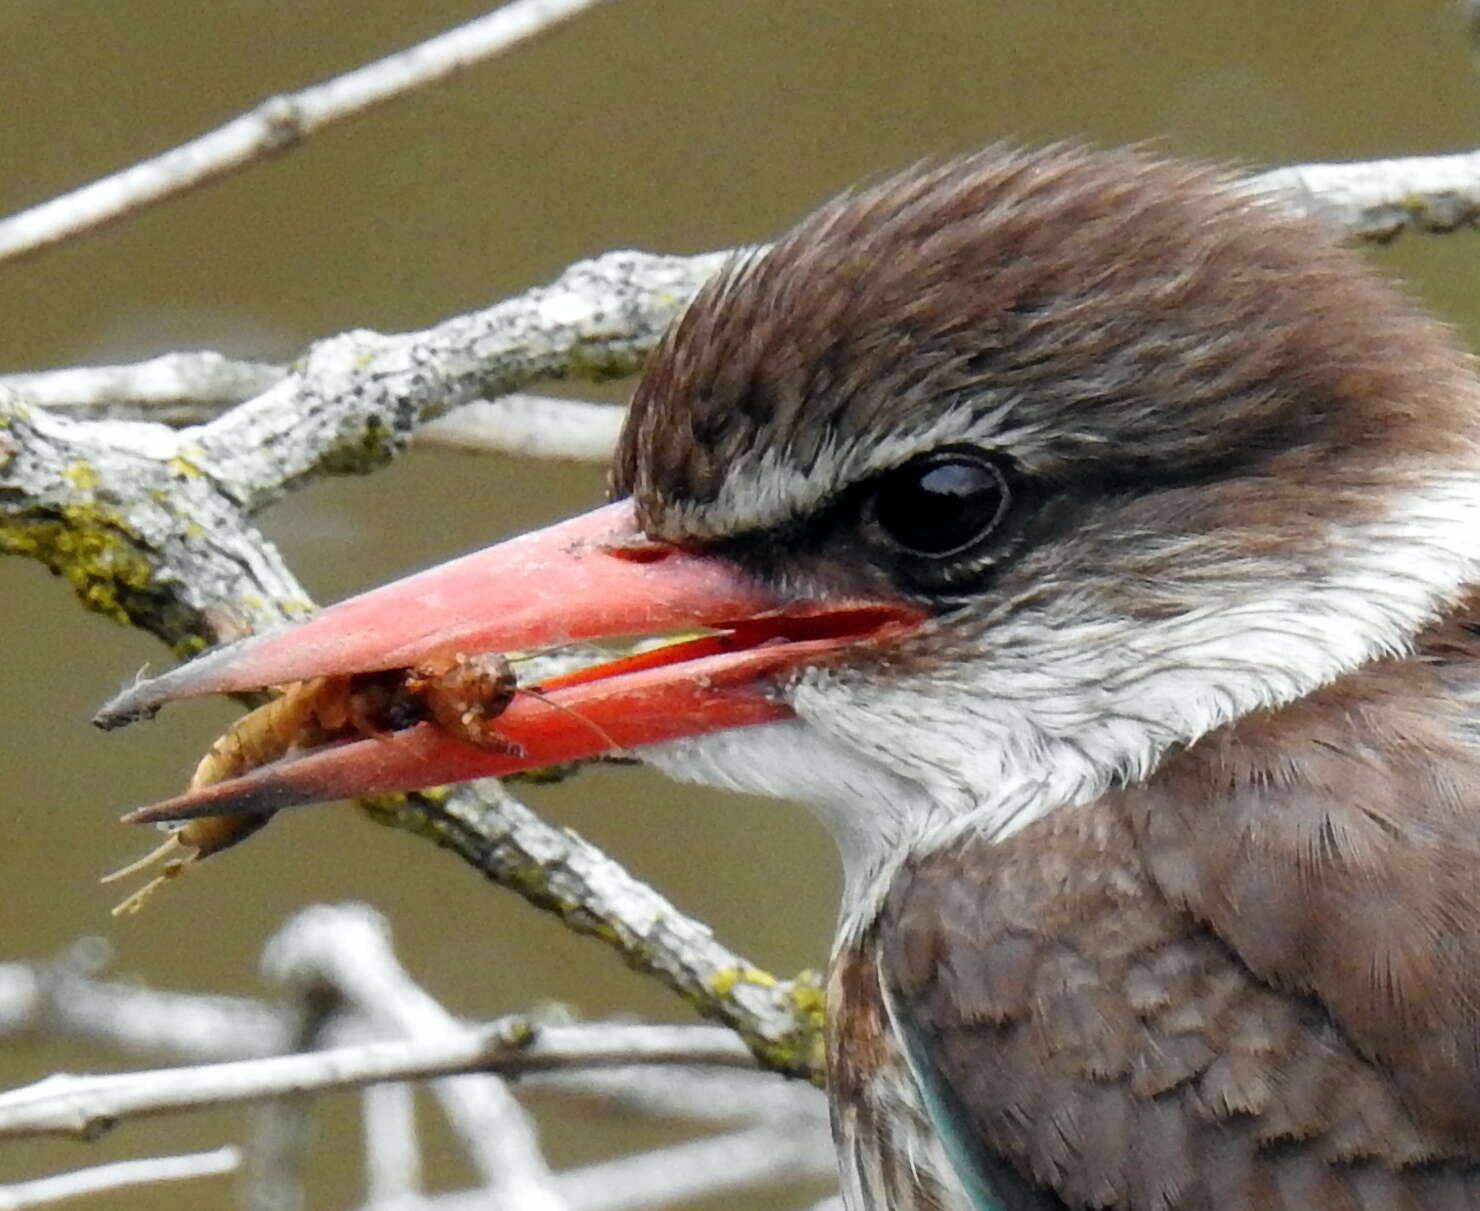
[515,685,622,754]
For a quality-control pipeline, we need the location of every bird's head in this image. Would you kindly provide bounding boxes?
[100,146,1480,911]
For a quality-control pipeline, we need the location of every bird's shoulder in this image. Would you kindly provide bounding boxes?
[1128,599,1480,1145]
[875,602,1480,1208]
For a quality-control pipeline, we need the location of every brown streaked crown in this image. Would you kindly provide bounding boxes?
[613,145,1478,546]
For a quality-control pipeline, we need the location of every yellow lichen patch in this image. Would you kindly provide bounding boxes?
[709,964,781,996]
[701,964,827,1081]
[786,969,826,1019]
[61,461,101,491]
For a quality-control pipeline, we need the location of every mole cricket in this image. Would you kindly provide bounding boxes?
[105,651,522,914]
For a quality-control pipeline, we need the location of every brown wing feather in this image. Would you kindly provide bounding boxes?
[1127,608,1480,1148]
[880,613,1480,1208]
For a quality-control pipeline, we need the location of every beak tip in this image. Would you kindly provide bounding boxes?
[94,687,162,731]
[93,628,275,729]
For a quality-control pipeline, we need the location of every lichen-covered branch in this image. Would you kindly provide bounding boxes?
[0,250,823,1081]
[191,249,724,512]
[0,248,728,641]
[0,394,306,656]
[6,147,1480,1101]
[370,782,826,1078]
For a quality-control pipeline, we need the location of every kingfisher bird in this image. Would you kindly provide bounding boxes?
[98,146,1480,1209]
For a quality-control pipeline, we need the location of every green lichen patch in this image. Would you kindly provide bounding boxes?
[172,633,210,658]
[0,503,156,625]
[319,416,404,477]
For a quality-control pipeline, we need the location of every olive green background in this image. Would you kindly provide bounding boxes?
[3,3,1479,1207]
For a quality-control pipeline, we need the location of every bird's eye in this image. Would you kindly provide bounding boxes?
[870,451,1011,557]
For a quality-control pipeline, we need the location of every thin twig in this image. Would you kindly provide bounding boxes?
[0,0,616,267]
[433,1122,834,1211]
[529,1065,825,1123]
[0,1147,239,1211]
[0,1020,753,1140]
[266,904,565,1210]
[0,951,822,1121]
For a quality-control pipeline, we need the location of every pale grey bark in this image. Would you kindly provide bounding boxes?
[0,1148,240,1210]
[1253,149,1480,240]
[0,0,618,267]
[0,1018,757,1141]
[265,904,565,1210]
[0,917,830,1208]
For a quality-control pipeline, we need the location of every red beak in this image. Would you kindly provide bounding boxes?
[98,500,922,823]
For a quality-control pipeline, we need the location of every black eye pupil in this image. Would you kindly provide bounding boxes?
[872,453,1009,557]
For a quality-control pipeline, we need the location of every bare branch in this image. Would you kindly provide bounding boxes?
[406,1121,834,1211]
[529,1065,826,1124]
[0,1147,239,1211]
[547,1122,833,1211]
[240,947,337,1211]
[0,953,291,1062]
[2,357,621,463]
[0,1020,753,1141]
[266,904,565,1209]
[243,1097,313,1211]
[0,0,617,267]
[2,947,827,1152]
[418,396,623,462]
[361,1082,423,1210]
[1253,149,1480,240]
[188,249,724,513]
[0,354,283,418]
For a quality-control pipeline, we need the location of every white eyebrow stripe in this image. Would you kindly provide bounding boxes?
[657,397,1045,539]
